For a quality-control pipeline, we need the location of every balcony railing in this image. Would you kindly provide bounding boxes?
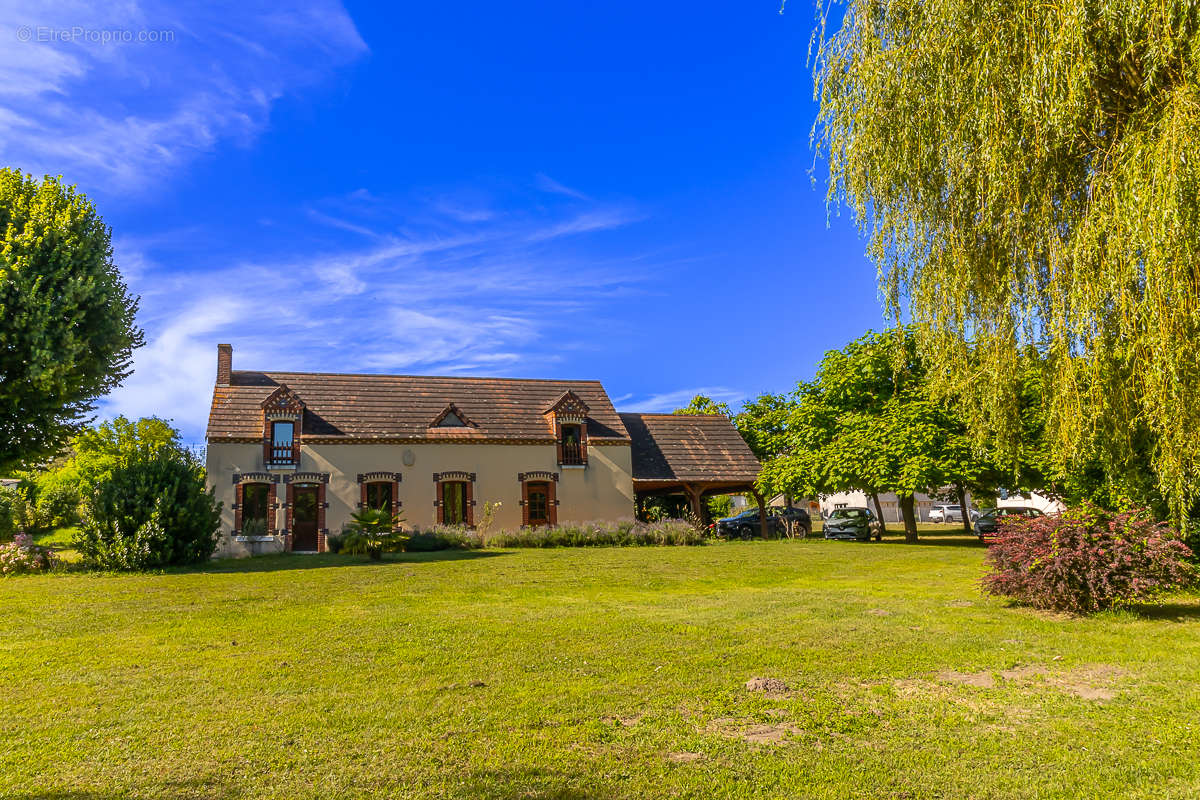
[266,444,297,468]
[559,441,585,466]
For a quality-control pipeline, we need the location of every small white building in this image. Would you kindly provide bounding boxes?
[818,490,943,523]
[995,490,1065,515]
[816,488,1066,523]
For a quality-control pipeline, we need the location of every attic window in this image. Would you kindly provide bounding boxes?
[430,403,474,429]
[438,411,466,427]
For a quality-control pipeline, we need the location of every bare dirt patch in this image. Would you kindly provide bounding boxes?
[937,670,996,688]
[745,677,790,695]
[602,714,644,727]
[667,751,705,763]
[707,717,801,745]
[866,608,892,616]
[926,663,1124,701]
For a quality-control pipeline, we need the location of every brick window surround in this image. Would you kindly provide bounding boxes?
[232,473,279,536]
[518,471,559,527]
[357,472,403,520]
[434,471,475,526]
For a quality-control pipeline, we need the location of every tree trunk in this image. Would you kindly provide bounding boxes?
[753,490,769,540]
[899,494,919,542]
[870,492,888,536]
[956,484,971,533]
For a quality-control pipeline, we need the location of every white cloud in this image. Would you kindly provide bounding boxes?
[535,173,591,201]
[525,209,639,242]
[622,387,744,413]
[101,193,654,439]
[0,0,367,193]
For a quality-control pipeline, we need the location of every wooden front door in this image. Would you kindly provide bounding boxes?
[525,481,551,527]
[292,485,319,551]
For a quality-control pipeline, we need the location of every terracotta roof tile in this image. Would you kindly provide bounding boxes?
[207,371,630,442]
[619,413,760,482]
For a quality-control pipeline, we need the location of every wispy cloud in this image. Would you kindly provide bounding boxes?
[102,189,654,439]
[535,173,591,202]
[0,1,367,193]
[621,387,745,413]
[525,209,638,242]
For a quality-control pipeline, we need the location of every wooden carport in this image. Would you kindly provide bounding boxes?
[618,412,769,537]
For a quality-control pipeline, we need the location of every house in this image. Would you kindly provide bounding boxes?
[205,345,760,556]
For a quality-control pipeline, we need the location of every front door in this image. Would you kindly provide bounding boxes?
[526,481,550,527]
[292,485,319,551]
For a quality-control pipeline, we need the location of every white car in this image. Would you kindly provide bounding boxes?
[929,504,969,523]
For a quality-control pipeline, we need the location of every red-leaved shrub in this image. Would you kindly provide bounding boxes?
[981,506,1196,612]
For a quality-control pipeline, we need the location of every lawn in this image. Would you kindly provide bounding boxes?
[2,536,1198,799]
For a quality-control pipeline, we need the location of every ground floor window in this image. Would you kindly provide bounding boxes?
[240,482,271,536]
[441,481,469,525]
[521,477,557,527]
[365,481,393,513]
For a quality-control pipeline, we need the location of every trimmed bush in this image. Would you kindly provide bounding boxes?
[399,521,703,551]
[981,506,1196,612]
[490,519,704,548]
[0,533,59,575]
[405,526,483,552]
[75,453,221,570]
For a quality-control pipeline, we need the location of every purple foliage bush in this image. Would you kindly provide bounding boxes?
[981,506,1196,612]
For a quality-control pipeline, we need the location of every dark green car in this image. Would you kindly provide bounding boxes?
[974,506,1043,544]
[823,507,883,541]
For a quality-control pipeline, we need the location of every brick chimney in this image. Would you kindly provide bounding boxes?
[217,343,232,386]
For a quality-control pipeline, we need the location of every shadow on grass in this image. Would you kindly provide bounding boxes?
[447,769,607,800]
[879,533,983,549]
[13,778,243,800]
[1119,600,1200,622]
[175,549,508,575]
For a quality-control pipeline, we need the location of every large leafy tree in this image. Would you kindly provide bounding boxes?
[814,0,1200,519]
[761,329,991,541]
[0,169,142,474]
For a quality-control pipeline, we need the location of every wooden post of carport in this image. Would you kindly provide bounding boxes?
[682,483,708,524]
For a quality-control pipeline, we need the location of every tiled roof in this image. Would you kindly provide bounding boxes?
[207,371,630,442]
[619,413,760,483]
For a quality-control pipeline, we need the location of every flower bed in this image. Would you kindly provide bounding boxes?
[0,534,60,576]
[402,520,703,551]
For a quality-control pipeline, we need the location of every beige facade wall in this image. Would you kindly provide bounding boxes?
[206,441,635,557]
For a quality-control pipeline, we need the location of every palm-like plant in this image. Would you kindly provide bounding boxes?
[342,508,408,560]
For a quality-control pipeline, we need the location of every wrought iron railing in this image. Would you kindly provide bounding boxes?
[559,442,585,465]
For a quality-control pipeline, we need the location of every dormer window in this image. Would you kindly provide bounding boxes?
[560,423,584,465]
[260,383,305,470]
[271,421,294,464]
[430,403,475,429]
[545,390,590,468]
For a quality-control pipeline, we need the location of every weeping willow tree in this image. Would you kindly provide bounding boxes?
[813,0,1200,519]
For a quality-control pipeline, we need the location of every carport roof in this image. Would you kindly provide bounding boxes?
[619,413,761,484]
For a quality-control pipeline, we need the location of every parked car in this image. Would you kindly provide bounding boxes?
[929,504,978,523]
[823,507,883,542]
[974,506,1044,544]
[771,505,813,538]
[714,509,786,540]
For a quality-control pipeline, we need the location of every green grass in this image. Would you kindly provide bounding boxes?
[2,537,1198,800]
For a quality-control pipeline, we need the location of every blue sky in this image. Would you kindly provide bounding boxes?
[2,1,883,443]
